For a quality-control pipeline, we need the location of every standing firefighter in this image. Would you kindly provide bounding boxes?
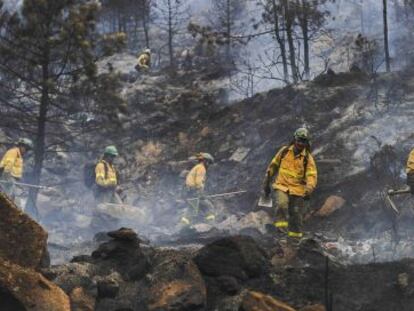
[181,152,215,225]
[88,145,123,231]
[406,148,414,193]
[94,145,122,206]
[135,48,151,71]
[263,128,318,241]
[0,138,33,202]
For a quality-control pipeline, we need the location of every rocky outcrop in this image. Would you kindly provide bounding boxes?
[148,250,207,311]
[0,192,66,311]
[0,259,70,311]
[0,193,48,269]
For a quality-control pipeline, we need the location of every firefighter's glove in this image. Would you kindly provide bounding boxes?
[304,186,313,197]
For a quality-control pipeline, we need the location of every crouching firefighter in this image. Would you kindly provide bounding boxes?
[180,153,215,226]
[135,48,151,72]
[263,128,318,242]
[0,138,33,204]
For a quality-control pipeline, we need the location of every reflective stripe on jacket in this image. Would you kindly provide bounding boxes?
[95,160,117,188]
[407,149,414,174]
[266,145,317,197]
[185,163,206,190]
[0,147,23,179]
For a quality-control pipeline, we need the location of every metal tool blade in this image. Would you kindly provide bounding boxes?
[258,195,273,208]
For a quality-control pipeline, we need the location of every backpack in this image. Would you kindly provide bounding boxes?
[279,145,309,180]
[83,160,108,189]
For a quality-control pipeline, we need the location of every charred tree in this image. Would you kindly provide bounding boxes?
[282,0,298,83]
[209,0,245,62]
[383,0,391,72]
[156,0,189,68]
[262,0,289,83]
[0,0,124,217]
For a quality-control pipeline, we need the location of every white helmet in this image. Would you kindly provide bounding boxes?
[197,152,215,164]
[144,48,151,54]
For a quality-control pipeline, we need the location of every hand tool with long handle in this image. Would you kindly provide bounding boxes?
[0,180,55,190]
[187,190,247,201]
[385,187,411,214]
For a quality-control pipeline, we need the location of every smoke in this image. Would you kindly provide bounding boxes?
[217,0,414,100]
[2,0,23,13]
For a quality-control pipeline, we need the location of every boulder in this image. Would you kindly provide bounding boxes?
[194,236,268,280]
[216,275,240,296]
[107,227,140,242]
[0,192,48,269]
[0,259,70,311]
[148,251,206,311]
[70,287,95,311]
[315,196,345,217]
[241,291,296,311]
[92,228,149,281]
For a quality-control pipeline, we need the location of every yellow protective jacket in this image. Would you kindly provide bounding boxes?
[137,53,151,70]
[186,163,206,190]
[266,145,317,197]
[95,160,118,188]
[0,147,23,179]
[406,149,414,174]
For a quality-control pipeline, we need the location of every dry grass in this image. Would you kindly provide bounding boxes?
[135,141,164,166]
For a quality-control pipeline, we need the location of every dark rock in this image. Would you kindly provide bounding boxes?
[216,275,240,295]
[194,236,268,281]
[107,227,140,242]
[97,278,119,299]
[91,235,150,281]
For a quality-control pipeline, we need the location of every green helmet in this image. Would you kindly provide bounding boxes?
[294,128,310,141]
[18,138,34,149]
[104,145,119,157]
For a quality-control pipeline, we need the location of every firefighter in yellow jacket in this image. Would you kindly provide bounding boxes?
[406,148,414,193]
[263,128,317,240]
[0,138,33,201]
[181,152,215,225]
[94,145,122,205]
[135,48,151,71]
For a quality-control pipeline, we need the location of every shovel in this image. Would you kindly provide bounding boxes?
[384,187,411,215]
[258,194,272,208]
